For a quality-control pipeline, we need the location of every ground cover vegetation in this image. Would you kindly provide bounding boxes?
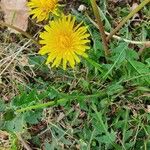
[0,0,150,149]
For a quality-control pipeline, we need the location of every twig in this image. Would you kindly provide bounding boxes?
[86,14,150,45]
[0,21,40,47]
[90,0,110,56]
[106,0,150,41]
[16,133,32,150]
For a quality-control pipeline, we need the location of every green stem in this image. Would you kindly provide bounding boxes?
[16,92,106,113]
[16,98,66,113]
[90,0,110,56]
[107,0,150,41]
[0,21,40,47]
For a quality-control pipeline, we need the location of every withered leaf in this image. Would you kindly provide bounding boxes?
[0,0,29,33]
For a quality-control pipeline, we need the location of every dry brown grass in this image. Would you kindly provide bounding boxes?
[0,30,35,101]
[0,130,11,150]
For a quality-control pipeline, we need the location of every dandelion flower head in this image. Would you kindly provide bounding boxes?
[39,14,90,70]
[27,0,58,22]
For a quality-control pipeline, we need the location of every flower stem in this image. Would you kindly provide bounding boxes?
[90,0,110,56]
[107,0,150,41]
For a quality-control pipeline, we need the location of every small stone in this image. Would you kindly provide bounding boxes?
[78,5,86,12]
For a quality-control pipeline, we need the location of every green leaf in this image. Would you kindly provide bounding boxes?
[12,89,39,107]
[4,114,25,132]
[146,58,150,67]
[79,139,88,150]
[103,43,128,79]
[98,6,111,31]
[85,58,103,73]
[24,110,42,125]
[4,109,16,121]
[98,129,116,144]
[125,48,139,60]
[124,130,133,142]
[44,141,53,150]
[107,82,124,96]
[0,100,6,112]
[127,59,150,84]
[28,55,49,72]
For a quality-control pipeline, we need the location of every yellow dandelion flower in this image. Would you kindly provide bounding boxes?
[39,15,90,70]
[27,0,58,22]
